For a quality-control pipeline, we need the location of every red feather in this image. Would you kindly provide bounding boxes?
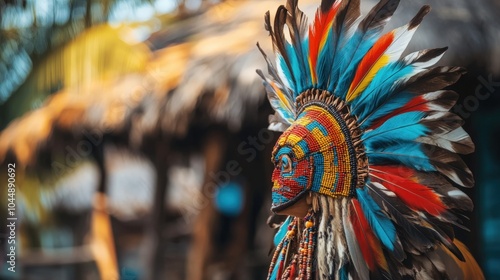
[288,261,296,279]
[370,95,428,129]
[370,166,447,216]
[349,199,388,271]
[277,257,284,278]
[309,3,340,81]
[349,31,394,95]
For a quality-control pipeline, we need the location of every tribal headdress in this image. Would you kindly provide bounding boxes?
[256,0,484,279]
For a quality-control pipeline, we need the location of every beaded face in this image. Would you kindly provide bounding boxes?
[270,90,367,212]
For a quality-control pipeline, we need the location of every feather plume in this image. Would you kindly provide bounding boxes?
[346,31,394,102]
[356,187,404,260]
[349,199,389,272]
[335,0,400,98]
[364,90,458,130]
[343,204,370,279]
[439,240,485,280]
[402,66,466,94]
[367,142,474,188]
[417,127,475,155]
[285,0,310,91]
[308,0,341,85]
[369,166,447,216]
[403,47,448,68]
[363,111,464,149]
[366,182,435,253]
[347,6,430,102]
[327,0,361,90]
[352,48,448,122]
[407,170,474,212]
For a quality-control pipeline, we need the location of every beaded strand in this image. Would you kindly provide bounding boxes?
[267,211,318,280]
[267,219,299,280]
[297,211,317,280]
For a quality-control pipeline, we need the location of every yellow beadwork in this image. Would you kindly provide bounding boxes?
[275,104,354,197]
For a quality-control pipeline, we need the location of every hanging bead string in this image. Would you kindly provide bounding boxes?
[267,218,299,280]
[281,254,298,279]
[297,210,317,280]
[267,210,318,280]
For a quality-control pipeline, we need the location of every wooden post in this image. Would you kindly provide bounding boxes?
[90,143,119,280]
[186,130,226,280]
[141,140,168,280]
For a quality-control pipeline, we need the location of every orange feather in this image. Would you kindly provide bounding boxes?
[442,240,485,280]
[347,31,394,101]
[308,3,340,83]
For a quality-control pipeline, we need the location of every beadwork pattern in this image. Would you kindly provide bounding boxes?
[271,89,367,210]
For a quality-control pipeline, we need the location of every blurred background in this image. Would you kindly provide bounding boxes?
[0,0,499,279]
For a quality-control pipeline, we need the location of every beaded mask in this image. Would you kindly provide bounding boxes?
[271,89,367,212]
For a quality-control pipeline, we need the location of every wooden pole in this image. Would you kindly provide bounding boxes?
[141,140,168,280]
[186,130,226,280]
[90,143,119,280]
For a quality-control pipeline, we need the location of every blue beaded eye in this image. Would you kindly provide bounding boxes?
[279,154,292,173]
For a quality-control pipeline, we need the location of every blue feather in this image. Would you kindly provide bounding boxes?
[267,94,294,123]
[356,187,397,251]
[299,38,311,94]
[362,111,428,149]
[277,53,296,93]
[367,142,436,171]
[274,216,292,246]
[269,258,280,280]
[317,30,335,89]
[339,264,349,280]
[285,40,313,95]
[334,31,378,98]
[360,91,414,129]
[286,42,309,95]
[351,62,413,120]
[285,43,300,92]
[328,8,357,93]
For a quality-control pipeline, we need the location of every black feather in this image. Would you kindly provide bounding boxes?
[320,0,337,13]
[285,0,309,85]
[402,66,466,94]
[422,144,474,188]
[409,5,431,30]
[360,0,400,32]
[412,47,448,64]
[367,182,435,254]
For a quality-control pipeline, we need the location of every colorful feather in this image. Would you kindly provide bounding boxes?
[343,205,370,279]
[347,5,431,102]
[355,187,401,255]
[285,0,310,92]
[335,0,400,98]
[364,89,457,130]
[366,181,436,253]
[308,0,340,86]
[274,216,293,246]
[369,166,447,216]
[349,198,388,272]
[346,31,394,102]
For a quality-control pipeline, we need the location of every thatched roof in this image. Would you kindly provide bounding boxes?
[0,0,283,170]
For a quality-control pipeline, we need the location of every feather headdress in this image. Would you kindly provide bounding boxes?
[257,0,484,279]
